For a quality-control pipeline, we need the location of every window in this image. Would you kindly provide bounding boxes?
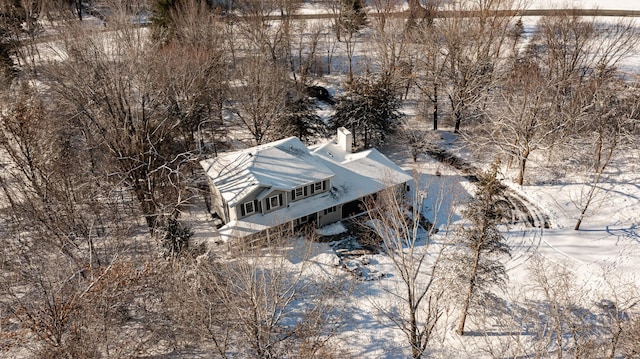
[269,195,280,209]
[314,182,323,192]
[243,201,255,215]
[323,206,336,215]
[295,187,304,198]
[297,215,308,225]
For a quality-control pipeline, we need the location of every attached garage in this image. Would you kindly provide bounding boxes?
[341,199,365,219]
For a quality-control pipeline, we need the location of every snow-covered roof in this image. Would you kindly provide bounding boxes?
[200,137,335,207]
[203,135,413,241]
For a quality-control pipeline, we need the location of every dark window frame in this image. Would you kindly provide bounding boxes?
[323,206,337,215]
[269,195,280,209]
[244,201,255,215]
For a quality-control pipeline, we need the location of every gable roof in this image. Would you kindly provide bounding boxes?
[200,137,335,207]
[311,141,411,188]
[202,134,413,241]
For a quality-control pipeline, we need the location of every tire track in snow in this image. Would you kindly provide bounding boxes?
[423,144,550,228]
[422,144,551,270]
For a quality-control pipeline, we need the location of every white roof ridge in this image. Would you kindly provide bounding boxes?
[203,136,336,206]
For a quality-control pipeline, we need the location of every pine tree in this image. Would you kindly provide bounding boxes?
[152,0,177,29]
[0,0,26,81]
[160,217,193,257]
[454,161,510,335]
[275,91,328,143]
[330,75,401,149]
[336,0,367,40]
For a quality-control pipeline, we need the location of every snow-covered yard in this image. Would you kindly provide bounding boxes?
[3,0,640,357]
[293,139,638,357]
[183,126,639,357]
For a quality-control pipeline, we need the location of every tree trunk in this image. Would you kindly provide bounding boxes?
[457,246,481,335]
[75,0,83,21]
[450,95,463,133]
[575,145,613,230]
[410,299,420,359]
[574,208,586,230]
[133,179,158,232]
[607,318,623,359]
[517,148,529,186]
[346,34,354,84]
[364,126,369,149]
[456,283,472,335]
[433,82,438,130]
[454,110,462,133]
[595,132,603,171]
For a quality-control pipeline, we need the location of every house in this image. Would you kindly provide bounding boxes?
[200,128,413,241]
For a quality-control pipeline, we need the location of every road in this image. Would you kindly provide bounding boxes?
[247,8,640,21]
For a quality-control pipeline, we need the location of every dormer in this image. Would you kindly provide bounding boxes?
[291,179,331,202]
[256,187,287,214]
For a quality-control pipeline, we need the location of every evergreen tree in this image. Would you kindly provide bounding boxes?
[453,161,511,335]
[0,0,26,81]
[275,91,328,143]
[340,0,366,29]
[330,75,401,149]
[160,217,193,257]
[152,0,178,29]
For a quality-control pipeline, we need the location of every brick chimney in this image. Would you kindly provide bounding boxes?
[337,127,352,153]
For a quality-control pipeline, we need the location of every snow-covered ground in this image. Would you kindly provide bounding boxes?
[529,0,640,10]
[186,130,638,356]
[11,1,638,357]
[181,1,640,355]
[276,2,640,351]
[297,140,639,357]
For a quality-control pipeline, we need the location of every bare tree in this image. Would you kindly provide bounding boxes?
[162,230,350,358]
[572,81,639,230]
[413,11,447,131]
[0,0,30,83]
[325,0,366,83]
[469,12,638,186]
[519,13,638,185]
[36,0,85,22]
[229,56,290,145]
[522,256,638,358]
[483,255,640,358]
[403,127,429,163]
[235,0,301,63]
[284,20,325,83]
[0,85,128,262]
[473,58,560,185]
[37,8,205,233]
[619,307,640,358]
[405,0,446,130]
[368,0,412,86]
[530,14,637,117]
[161,0,231,157]
[595,272,640,359]
[0,84,163,357]
[365,175,458,358]
[438,0,521,133]
[322,23,339,75]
